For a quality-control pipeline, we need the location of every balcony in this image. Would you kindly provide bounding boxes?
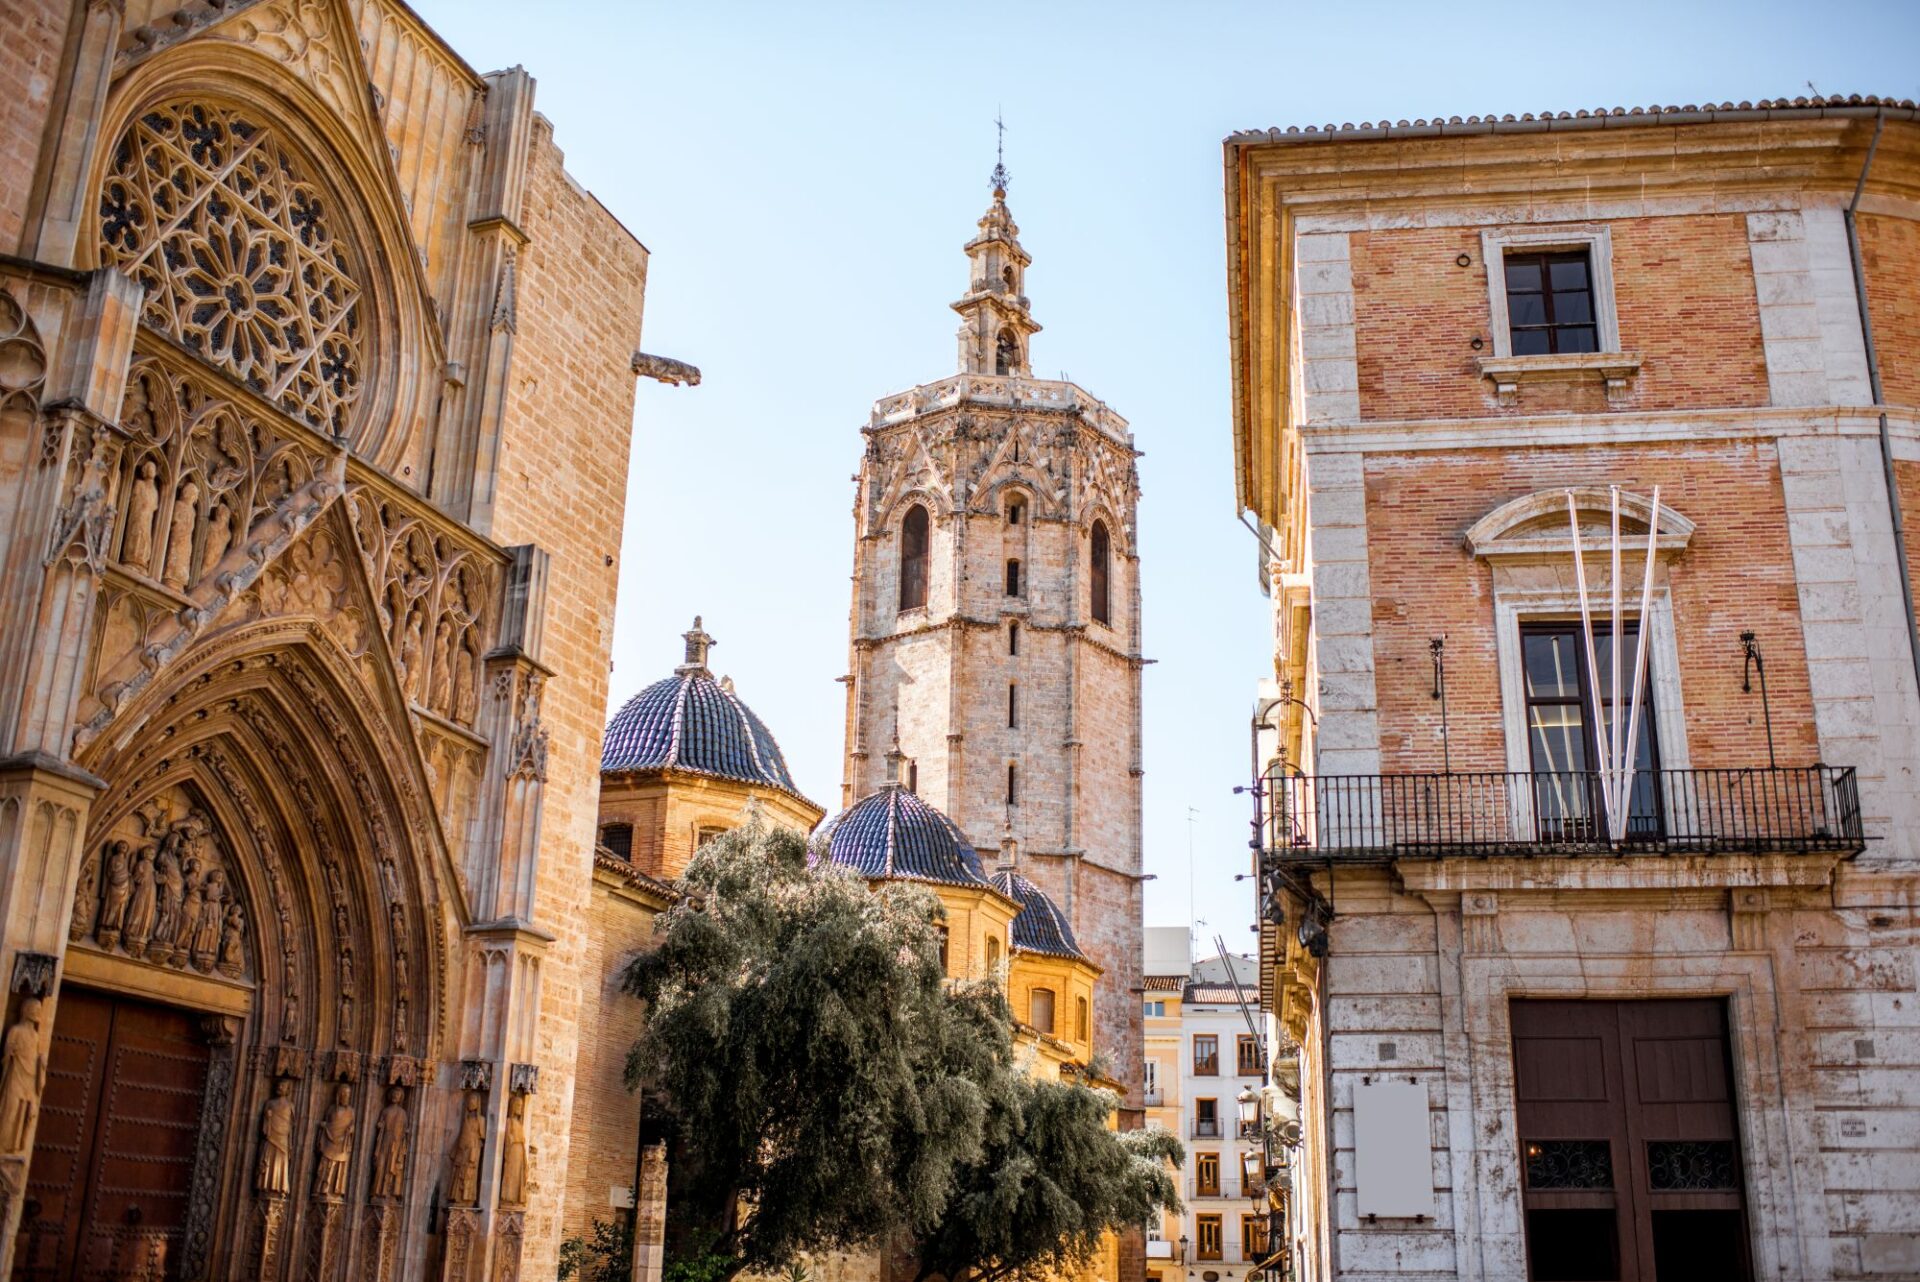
[1191,1119,1222,1140]
[1143,1089,1165,1107]
[1262,766,1864,861]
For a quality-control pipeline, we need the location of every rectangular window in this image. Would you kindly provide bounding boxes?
[1504,249,1598,356]
[1521,622,1661,840]
[1009,621,1019,655]
[1242,1214,1269,1259]
[1193,1034,1219,1076]
[1144,999,1166,1018]
[1196,1152,1220,1197]
[1143,1060,1159,1095]
[1005,558,1022,596]
[1195,1097,1219,1139]
[1196,1215,1223,1260]
[934,925,949,972]
[1006,764,1017,806]
[1236,1035,1266,1078]
[598,822,633,861]
[1008,683,1018,728]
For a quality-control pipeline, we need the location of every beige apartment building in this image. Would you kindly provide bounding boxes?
[1227,97,1920,1282]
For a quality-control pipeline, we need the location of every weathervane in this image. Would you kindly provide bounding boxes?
[990,109,1010,194]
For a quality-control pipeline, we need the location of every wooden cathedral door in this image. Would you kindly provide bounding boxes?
[12,988,212,1282]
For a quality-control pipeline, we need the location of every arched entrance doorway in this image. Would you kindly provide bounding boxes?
[14,626,448,1281]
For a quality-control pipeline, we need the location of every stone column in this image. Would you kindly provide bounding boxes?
[630,1142,667,1282]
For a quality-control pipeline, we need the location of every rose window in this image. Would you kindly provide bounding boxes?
[98,103,365,436]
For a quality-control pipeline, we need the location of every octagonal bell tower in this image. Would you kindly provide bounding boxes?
[840,167,1146,1112]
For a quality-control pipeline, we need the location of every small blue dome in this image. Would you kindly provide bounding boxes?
[816,786,990,888]
[989,870,1088,961]
[601,620,798,793]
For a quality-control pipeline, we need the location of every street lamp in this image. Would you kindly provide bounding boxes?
[1235,1085,1260,1131]
[1178,1235,1190,1266]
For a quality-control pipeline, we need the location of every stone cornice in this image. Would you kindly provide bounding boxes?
[1299,405,1920,456]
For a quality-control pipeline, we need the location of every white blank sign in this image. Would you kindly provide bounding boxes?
[1353,1080,1435,1218]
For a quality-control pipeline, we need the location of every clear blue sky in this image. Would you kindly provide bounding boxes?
[412,0,1919,944]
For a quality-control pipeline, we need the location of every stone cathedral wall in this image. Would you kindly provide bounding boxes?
[485,117,649,1272]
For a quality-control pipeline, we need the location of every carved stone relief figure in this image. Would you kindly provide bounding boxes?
[68,846,101,942]
[313,1084,354,1198]
[0,997,45,1153]
[428,617,454,715]
[191,870,225,971]
[400,603,426,704]
[449,1091,484,1205]
[454,633,479,724]
[152,843,185,958]
[160,478,198,588]
[371,1087,408,1199]
[218,904,246,978]
[499,1092,528,1206]
[124,459,160,572]
[200,496,232,578]
[123,844,158,958]
[256,1077,295,1195]
[96,840,132,948]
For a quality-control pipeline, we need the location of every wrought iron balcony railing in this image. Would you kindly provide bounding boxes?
[1261,765,1864,860]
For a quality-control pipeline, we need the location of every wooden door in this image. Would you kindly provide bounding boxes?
[1512,999,1750,1282]
[13,988,213,1282]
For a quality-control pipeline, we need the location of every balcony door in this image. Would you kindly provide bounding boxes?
[1521,623,1661,840]
[1512,999,1751,1282]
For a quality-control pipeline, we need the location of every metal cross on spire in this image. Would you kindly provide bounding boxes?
[990,109,1010,194]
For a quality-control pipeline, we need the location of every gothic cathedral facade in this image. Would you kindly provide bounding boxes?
[841,177,1147,1113]
[0,3,664,1279]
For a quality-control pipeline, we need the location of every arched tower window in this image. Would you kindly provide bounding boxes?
[1008,622,1020,655]
[995,329,1019,375]
[899,504,929,611]
[1005,558,1021,597]
[1076,995,1090,1042]
[1030,987,1056,1034]
[1007,763,1018,806]
[1007,497,1024,525]
[1091,520,1112,625]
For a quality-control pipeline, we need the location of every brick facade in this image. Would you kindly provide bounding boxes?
[1227,102,1920,1282]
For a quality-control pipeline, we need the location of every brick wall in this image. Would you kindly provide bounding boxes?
[485,117,648,1274]
[1860,212,1920,408]
[0,0,67,253]
[1350,215,1771,420]
[1363,441,1819,774]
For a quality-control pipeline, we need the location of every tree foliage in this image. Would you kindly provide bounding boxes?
[623,823,1181,1282]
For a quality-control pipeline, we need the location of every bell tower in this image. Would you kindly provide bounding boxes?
[841,158,1146,1118]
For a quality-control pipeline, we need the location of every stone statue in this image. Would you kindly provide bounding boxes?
[152,846,184,963]
[429,617,454,714]
[200,496,232,578]
[69,845,101,942]
[449,1091,484,1205]
[123,844,158,958]
[452,635,477,724]
[217,903,246,978]
[0,997,45,1153]
[160,478,198,588]
[97,840,132,948]
[499,1092,528,1206]
[313,1083,354,1198]
[372,1087,409,1199]
[124,459,160,573]
[256,1077,295,1195]
[400,605,426,703]
[191,869,225,973]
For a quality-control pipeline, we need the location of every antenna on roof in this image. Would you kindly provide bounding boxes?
[991,108,1010,194]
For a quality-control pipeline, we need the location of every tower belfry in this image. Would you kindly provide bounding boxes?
[841,163,1147,1120]
[953,132,1041,377]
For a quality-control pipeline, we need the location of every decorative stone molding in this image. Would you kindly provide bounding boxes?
[1475,352,1644,405]
[1461,892,1502,955]
[7,955,55,999]
[1465,486,1695,562]
[459,1059,493,1092]
[1730,887,1772,952]
[508,1062,538,1094]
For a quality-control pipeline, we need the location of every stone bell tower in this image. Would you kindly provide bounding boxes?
[840,162,1146,1114]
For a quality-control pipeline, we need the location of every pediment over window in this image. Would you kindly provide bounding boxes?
[1465,487,1695,562]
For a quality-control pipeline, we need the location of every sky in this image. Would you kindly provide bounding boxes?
[411,0,1920,945]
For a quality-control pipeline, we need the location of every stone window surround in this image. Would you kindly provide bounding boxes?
[1481,225,1622,357]
[1493,586,1692,780]
[1478,225,1641,402]
[1443,949,1815,1282]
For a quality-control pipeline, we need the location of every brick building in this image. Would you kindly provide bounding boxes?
[0,2,690,1278]
[1225,98,1920,1281]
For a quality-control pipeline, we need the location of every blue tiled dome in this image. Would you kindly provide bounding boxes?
[989,870,1088,961]
[601,620,798,793]
[816,786,991,888]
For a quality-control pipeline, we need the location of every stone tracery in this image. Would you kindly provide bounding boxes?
[99,102,366,437]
